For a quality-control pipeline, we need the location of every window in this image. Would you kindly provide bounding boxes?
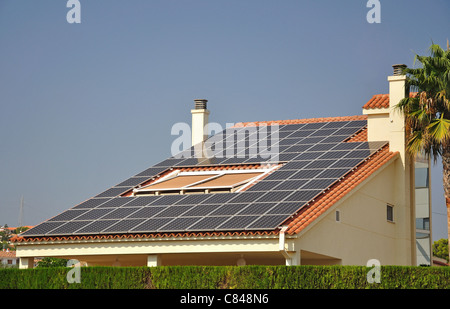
[387,205,394,222]
[335,210,340,222]
[133,165,279,196]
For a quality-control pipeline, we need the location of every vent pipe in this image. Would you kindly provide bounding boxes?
[392,64,407,76]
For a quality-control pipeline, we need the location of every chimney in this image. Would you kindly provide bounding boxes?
[191,99,210,157]
[387,64,407,158]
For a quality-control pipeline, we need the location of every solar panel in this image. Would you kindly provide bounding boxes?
[97,197,135,208]
[246,215,289,230]
[149,195,187,206]
[307,143,336,152]
[272,180,308,191]
[101,207,141,219]
[201,193,237,204]
[116,177,150,187]
[158,217,200,232]
[305,159,336,169]
[103,219,147,233]
[321,121,349,129]
[154,206,192,217]
[130,218,173,232]
[316,168,349,179]
[293,152,322,161]
[23,117,375,236]
[187,216,230,231]
[284,190,322,202]
[238,203,276,215]
[48,209,86,222]
[216,215,259,230]
[72,198,110,209]
[310,128,338,137]
[182,204,218,217]
[267,202,305,215]
[230,192,264,203]
[255,191,293,203]
[75,220,118,234]
[47,221,91,235]
[127,206,166,219]
[302,179,337,190]
[247,180,283,192]
[75,208,113,220]
[125,196,162,207]
[135,167,168,177]
[318,150,350,160]
[95,187,131,198]
[20,221,65,236]
[332,158,364,168]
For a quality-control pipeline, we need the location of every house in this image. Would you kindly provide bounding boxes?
[12,65,432,268]
[0,249,19,267]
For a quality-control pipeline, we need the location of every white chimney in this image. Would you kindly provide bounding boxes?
[191,99,210,157]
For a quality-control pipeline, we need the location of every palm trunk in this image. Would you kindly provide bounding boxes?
[442,143,450,262]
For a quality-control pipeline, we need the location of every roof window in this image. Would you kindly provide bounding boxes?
[133,165,279,196]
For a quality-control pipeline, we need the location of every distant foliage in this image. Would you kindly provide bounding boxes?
[433,238,449,262]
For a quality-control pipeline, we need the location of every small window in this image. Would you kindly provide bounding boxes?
[335,210,340,222]
[387,205,394,222]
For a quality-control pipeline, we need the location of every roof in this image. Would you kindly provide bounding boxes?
[14,114,396,243]
[362,92,418,110]
[0,250,17,258]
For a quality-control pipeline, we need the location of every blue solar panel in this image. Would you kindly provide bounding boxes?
[24,118,374,236]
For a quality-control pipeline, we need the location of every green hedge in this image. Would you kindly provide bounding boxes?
[1,265,450,289]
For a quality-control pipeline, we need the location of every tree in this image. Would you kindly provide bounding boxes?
[433,238,449,262]
[395,42,450,260]
[36,257,69,268]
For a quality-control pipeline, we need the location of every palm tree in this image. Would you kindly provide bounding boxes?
[395,42,450,260]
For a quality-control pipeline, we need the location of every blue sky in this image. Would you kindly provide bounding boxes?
[0,0,449,241]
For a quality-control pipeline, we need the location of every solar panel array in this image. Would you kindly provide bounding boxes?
[22,119,388,237]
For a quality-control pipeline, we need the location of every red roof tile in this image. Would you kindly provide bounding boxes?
[0,250,16,258]
[363,94,390,109]
[362,93,418,110]
[11,230,279,243]
[233,115,367,127]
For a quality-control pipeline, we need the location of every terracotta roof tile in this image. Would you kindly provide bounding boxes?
[11,230,279,243]
[362,93,418,110]
[345,127,367,142]
[363,94,390,109]
[233,115,367,127]
[0,250,16,258]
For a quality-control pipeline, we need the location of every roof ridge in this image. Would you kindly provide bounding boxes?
[233,115,367,127]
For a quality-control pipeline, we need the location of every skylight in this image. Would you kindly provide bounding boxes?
[133,165,279,196]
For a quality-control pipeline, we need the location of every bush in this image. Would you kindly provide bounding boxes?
[1,265,450,289]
